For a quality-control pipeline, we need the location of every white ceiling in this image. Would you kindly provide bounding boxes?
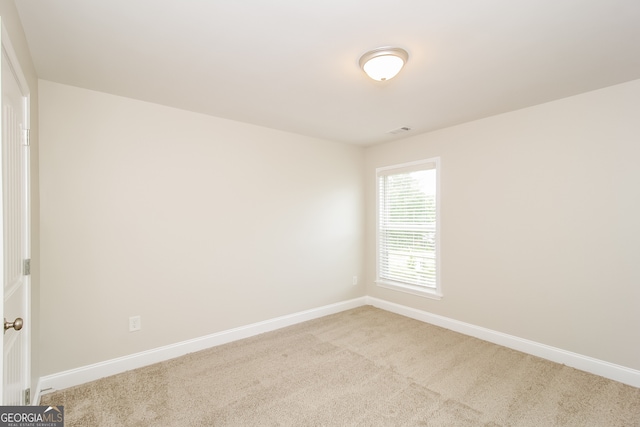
[14,0,640,145]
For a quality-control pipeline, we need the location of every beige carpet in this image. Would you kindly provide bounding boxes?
[41,306,640,426]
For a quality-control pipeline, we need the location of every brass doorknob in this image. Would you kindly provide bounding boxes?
[4,317,23,333]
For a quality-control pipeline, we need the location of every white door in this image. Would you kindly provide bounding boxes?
[0,24,31,406]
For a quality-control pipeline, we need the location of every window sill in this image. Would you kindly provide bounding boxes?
[376,280,443,300]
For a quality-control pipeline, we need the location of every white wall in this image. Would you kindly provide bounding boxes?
[39,75,640,379]
[0,0,41,396]
[39,80,364,375]
[365,79,640,371]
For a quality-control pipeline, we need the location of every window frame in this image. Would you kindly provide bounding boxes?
[375,157,442,299]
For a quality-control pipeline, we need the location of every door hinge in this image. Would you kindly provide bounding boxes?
[24,388,30,405]
[23,259,31,276]
[23,129,30,146]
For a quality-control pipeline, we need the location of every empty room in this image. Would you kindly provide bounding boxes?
[0,0,639,425]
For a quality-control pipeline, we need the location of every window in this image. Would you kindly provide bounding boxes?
[376,158,441,298]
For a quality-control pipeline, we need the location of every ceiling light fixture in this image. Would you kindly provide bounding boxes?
[359,47,409,82]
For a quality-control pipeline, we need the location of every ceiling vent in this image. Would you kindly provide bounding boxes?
[387,126,412,135]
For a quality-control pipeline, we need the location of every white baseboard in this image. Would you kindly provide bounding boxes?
[37,295,640,401]
[366,296,640,389]
[37,297,368,398]
[32,378,45,406]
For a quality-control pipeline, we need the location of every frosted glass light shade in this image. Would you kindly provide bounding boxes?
[359,47,409,81]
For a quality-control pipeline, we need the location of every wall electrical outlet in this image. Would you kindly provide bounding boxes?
[129,315,141,332]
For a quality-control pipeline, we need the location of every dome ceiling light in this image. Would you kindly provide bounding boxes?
[359,47,409,82]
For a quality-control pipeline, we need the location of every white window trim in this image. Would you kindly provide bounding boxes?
[375,157,442,300]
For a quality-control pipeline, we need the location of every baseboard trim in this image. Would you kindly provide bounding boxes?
[37,297,368,398]
[366,296,640,388]
[37,295,639,400]
[31,378,44,406]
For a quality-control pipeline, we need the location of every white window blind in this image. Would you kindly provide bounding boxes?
[377,159,440,296]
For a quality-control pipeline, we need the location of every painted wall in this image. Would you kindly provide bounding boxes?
[0,0,40,397]
[38,80,364,375]
[36,63,640,378]
[365,79,640,370]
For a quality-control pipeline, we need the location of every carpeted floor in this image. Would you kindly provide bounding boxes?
[41,306,640,426]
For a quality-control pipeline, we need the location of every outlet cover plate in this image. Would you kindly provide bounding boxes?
[129,315,141,332]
